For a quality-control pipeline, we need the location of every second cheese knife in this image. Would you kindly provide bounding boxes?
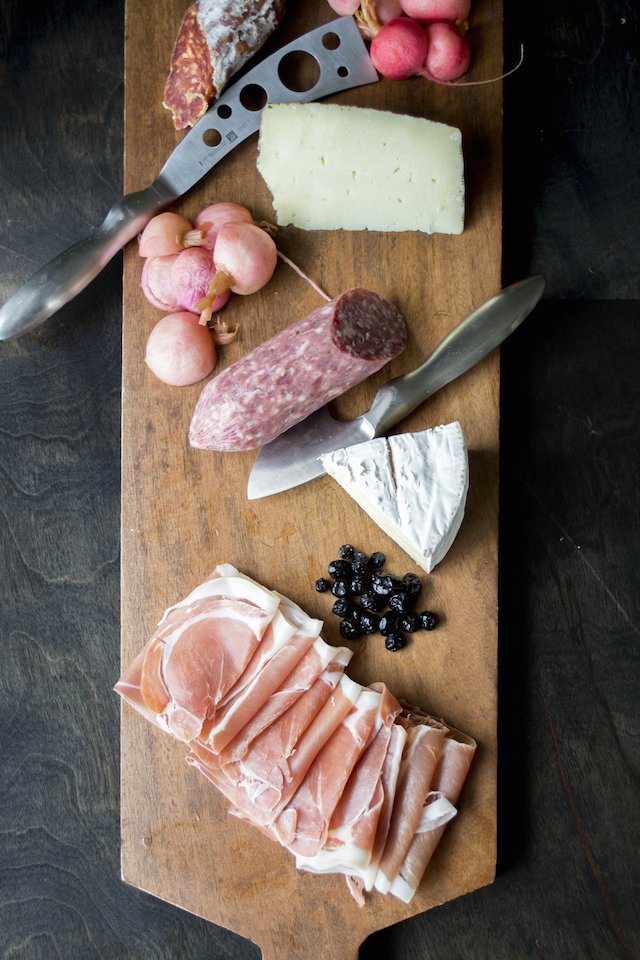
[246,276,546,500]
[0,17,377,341]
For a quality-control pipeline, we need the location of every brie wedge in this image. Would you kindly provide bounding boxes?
[257,103,464,234]
[320,422,469,573]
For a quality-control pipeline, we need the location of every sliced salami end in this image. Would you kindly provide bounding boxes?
[189,288,408,452]
[332,288,407,361]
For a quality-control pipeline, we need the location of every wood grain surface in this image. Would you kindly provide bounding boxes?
[119,2,503,956]
[1,2,639,960]
[117,0,505,952]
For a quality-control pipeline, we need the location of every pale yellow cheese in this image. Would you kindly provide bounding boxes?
[256,103,464,234]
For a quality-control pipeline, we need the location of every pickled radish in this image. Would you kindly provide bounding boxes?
[141,254,181,311]
[370,17,428,79]
[399,0,470,21]
[145,312,217,385]
[376,0,404,22]
[326,0,360,13]
[138,212,193,257]
[193,202,253,250]
[170,247,215,312]
[212,221,277,296]
[423,20,470,80]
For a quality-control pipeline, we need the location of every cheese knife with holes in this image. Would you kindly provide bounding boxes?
[0,17,377,341]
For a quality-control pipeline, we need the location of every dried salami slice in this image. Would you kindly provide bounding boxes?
[163,4,215,132]
[189,288,407,452]
[163,0,286,130]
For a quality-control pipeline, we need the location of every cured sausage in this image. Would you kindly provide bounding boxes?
[163,0,286,130]
[189,288,408,452]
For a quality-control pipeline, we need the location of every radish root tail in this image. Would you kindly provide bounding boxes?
[422,43,525,87]
[276,250,332,302]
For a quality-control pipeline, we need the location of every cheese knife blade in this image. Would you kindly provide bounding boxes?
[246,276,545,500]
[0,17,378,340]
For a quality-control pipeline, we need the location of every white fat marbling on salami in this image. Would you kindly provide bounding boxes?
[163,0,285,129]
[199,0,285,94]
[189,288,407,452]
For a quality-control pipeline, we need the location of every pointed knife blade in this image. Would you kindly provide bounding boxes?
[247,276,546,500]
[246,405,379,500]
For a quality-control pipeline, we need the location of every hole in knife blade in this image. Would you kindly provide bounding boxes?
[277,50,321,93]
[203,128,222,147]
[217,104,232,119]
[337,65,349,78]
[239,83,268,111]
[322,31,341,51]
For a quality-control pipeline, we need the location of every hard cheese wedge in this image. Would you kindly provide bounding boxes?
[321,422,469,573]
[257,103,464,234]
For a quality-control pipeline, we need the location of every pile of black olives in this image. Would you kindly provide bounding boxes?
[315,544,438,652]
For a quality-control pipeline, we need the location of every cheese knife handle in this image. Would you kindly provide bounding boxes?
[364,276,545,436]
[0,18,378,342]
[0,183,172,341]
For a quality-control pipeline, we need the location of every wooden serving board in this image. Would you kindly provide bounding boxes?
[120,2,503,956]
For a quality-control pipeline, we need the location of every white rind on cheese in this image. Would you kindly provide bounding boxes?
[320,422,469,573]
[257,103,464,234]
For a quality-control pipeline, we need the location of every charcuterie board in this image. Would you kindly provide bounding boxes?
[119,1,503,957]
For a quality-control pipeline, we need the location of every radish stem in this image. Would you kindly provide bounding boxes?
[276,250,332,302]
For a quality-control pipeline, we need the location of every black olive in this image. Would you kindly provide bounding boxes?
[339,617,362,640]
[332,597,355,617]
[351,551,370,575]
[371,572,406,596]
[385,632,407,652]
[358,610,382,635]
[388,592,413,614]
[350,575,367,596]
[419,611,437,631]
[328,559,352,580]
[331,579,351,598]
[359,590,386,612]
[403,572,423,597]
[379,612,400,636]
[370,573,391,596]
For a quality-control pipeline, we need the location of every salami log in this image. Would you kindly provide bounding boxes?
[163,0,286,130]
[189,288,407,452]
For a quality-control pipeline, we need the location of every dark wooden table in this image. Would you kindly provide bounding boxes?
[1,2,638,958]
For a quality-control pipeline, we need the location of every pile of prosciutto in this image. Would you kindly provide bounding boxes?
[115,564,476,905]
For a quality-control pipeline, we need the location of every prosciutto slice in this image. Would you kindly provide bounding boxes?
[374,717,448,893]
[216,636,351,765]
[388,711,477,903]
[187,657,356,825]
[365,720,407,884]
[269,685,383,856]
[115,568,279,741]
[115,563,477,907]
[200,609,321,755]
[295,684,402,876]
